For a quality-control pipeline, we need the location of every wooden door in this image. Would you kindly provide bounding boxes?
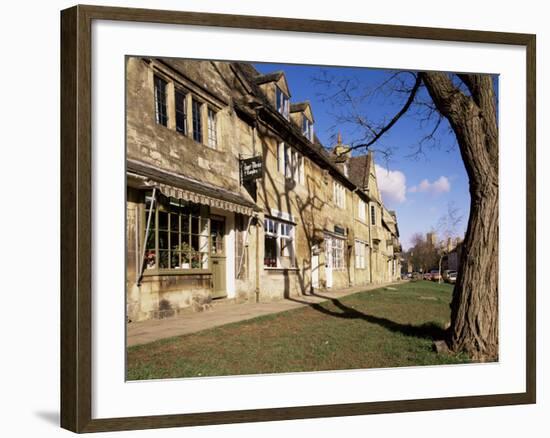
[210,217,226,298]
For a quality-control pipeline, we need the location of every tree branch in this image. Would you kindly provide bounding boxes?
[342,73,422,153]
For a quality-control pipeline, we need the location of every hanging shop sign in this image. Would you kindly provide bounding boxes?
[240,156,263,182]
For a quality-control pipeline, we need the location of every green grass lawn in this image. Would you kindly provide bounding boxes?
[127,281,470,380]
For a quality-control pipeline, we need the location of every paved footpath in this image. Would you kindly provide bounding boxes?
[127,281,400,347]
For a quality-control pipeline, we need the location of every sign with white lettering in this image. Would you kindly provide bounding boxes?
[240,156,263,182]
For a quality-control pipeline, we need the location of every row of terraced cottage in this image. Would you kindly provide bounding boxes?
[126,57,402,322]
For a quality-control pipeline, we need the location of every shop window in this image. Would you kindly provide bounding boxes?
[264,218,295,268]
[143,194,209,272]
[264,236,277,268]
[154,75,168,126]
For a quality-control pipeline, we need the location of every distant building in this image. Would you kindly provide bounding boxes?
[445,238,463,271]
[348,153,402,284]
[426,232,437,246]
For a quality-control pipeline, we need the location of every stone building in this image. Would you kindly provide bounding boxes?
[348,153,402,284]
[426,231,437,246]
[126,57,402,322]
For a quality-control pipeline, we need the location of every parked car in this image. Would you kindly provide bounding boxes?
[423,272,432,280]
[447,271,458,284]
[443,270,457,282]
[430,269,441,281]
[412,272,422,280]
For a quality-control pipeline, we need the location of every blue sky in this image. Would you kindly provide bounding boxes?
[253,62,484,249]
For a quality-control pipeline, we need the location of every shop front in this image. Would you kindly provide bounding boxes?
[126,159,259,321]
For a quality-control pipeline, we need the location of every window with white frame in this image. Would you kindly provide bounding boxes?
[276,86,290,119]
[355,240,367,269]
[264,218,295,268]
[207,108,217,149]
[302,116,314,141]
[278,143,304,184]
[332,237,345,270]
[333,181,346,209]
[358,199,366,222]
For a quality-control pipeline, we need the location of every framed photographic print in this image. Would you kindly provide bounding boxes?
[60,4,536,433]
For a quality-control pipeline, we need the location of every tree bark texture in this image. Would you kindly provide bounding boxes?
[420,72,499,361]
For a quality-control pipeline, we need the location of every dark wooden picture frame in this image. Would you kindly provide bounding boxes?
[61,4,536,433]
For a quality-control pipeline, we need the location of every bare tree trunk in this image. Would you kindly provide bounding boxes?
[438,256,443,284]
[421,72,499,361]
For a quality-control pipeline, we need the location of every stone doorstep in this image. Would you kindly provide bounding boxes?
[210,296,238,309]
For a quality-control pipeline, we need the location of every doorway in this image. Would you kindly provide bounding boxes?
[325,237,333,288]
[311,249,319,290]
[210,216,226,298]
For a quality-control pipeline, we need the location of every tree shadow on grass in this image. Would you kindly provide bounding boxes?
[288,292,447,341]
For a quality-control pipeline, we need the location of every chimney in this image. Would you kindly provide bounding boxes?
[332,132,351,163]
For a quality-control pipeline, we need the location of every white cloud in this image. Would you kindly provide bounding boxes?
[374,164,407,204]
[409,176,450,195]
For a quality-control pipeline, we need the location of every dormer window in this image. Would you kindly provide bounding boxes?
[276,86,289,119]
[302,116,314,141]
